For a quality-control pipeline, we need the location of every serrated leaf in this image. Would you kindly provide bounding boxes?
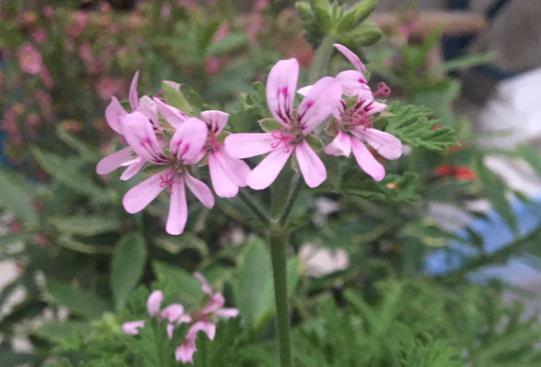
[162,80,193,114]
[340,172,420,202]
[0,169,37,226]
[381,102,458,151]
[229,106,259,132]
[258,117,282,132]
[44,279,109,318]
[50,215,121,236]
[111,233,147,310]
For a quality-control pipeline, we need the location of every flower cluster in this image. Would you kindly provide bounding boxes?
[122,272,238,364]
[97,44,403,234]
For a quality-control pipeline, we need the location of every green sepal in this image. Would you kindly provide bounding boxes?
[258,118,282,132]
[307,135,325,152]
[161,80,193,115]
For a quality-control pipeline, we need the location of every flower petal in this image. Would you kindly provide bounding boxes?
[266,58,299,125]
[214,148,250,187]
[122,169,169,213]
[351,139,385,181]
[295,140,327,188]
[129,71,139,110]
[224,133,276,159]
[297,85,312,96]
[122,320,145,336]
[105,96,127,135]
[209,153,239,198]
[185,173,215,208]
[166,179,188,235]
[215,308,239,319]
[176,339,197,363]
[154,97,188,129]
[194,272,213,295]
[189,320,216,341]
[334,43,366,72]
[324,131,352,157]
[202,293,225,315]
[201,110,229,134]
[161,304,185,323]
[120,158,145,181]
[96,147,133,175]
[138,95,159,128]
[247,148,292,190]
[170,117,208,164]
[123,111,166,164]
[298,76,342,134]
[335,70,372,98]
[357,128,403,160]
[147,290,164,316]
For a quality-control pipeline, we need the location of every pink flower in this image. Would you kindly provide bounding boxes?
[175,273,238,364]
[154,97,250,199]
[18,44,43,75]
[225,58,342,190]
[147,290,164,316]
[324,45,403,181]
[31,28,47,44]
[122,320,145,336]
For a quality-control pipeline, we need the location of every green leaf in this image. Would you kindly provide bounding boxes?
[44,279,109,318]
[442,52,495,73]
[162,80,193,114]
[0,169,37,226]
[517,145,541,177]
[306,134,325,151]
[154,233,208,256]
[152,261,204,307]
[0,349,37,366]
[111,233,147,310]
[339,172,421,202]
[56,125,97,161]
[229,106,259,133]
[258,117,282,132]
[381,102,458,151]
[50,215,121,236]
[207,33,246,56]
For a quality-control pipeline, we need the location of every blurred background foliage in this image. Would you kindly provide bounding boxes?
[1,0,541,366]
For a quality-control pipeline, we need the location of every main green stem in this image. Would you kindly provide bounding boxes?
[269,230,292,367]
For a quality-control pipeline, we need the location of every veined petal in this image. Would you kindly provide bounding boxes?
[105,96,127,135]
[161,304,185,323]
[295,140,327,188]
[185,173,215,209]
[324,131,352,157]
[266,58,299,125]
[356,128,403,160]
[147,290,164,316]
[170,117,208,164]
[298,77,342,135]
[129,71,139,110]
[213,148,250,187]
[120,158,145,181]
[138,95,159,127]
[123,111,166,164]
[122,169,170,213]
[247,148,292,190]
[154,97,188,129]
[224,133,276,159]
[96,147,133,175]
[201,110,229,134]
[335,70,371,98]
[351,139,385,181]
[209,153,239,198]
[334,43,366,72]
[122,320,145,336]
[166,179,188,235]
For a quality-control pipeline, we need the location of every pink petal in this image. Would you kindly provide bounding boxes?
[147,290,164,316]
[96,147,133,175]
[122,111,166,164]
[334,43,366,72]
[215,308,239,319]
[122,169,170,214]
[138,95,159,127]
[154,97,188,129]
[266,58,299,125]
[129,71,139,110]
[122,320,145,336]
[166,179,188,236]
[161,304,185,322]
[170,117,208,164]
[209,153,239,198]
[176,340,196,363]
[167,323,175,339]
[224,133,276,159]
[356,128,403,160]
[297,85,312,96]
[295,140,327,188]
[351,139,385,181]
[213,148,250,187]
[189,320,216,341]
[298,76,342,134]
[247,148,292,190]
[185,173,215,209]
[105,96,126,135]
[202,292,225,315]
[201,110,229,134]
[194,272,213,295]
[324,131,352,157]
[120,158,145,181]
[335,70,371,98]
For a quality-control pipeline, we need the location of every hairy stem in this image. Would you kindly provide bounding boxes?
[269,230,293,367]
[279,173,303,227]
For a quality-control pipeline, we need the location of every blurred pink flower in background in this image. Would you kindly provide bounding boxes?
[35,90,54,120]
[96,77,124,100]
[246,0,270,43]
[204,57,222,75]
[66,12,89,39]
[31,28,47,44]
[39,67,54,89]
[42,5,55,19]
[160,3,172,18]
[18,43,43,75]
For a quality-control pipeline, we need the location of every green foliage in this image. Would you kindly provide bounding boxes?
[0,169,37,227]
[44,279,110,318]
